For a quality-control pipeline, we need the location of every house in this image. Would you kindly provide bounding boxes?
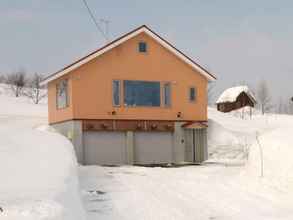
[41,25,216,165]
[216,86,256,113]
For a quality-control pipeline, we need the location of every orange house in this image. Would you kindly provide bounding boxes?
[41,25,216,165]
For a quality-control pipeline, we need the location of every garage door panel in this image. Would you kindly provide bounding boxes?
[84,132,126,165]
[134,132,173,164]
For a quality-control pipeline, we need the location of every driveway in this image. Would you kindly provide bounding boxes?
[79,165,293,220]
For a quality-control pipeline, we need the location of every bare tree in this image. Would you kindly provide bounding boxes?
[0,73,5,83]
[6,70,27,97]
[288,99,293,115]
[256,80,272,115]
[277,97,285,114]
[24,73,47,104]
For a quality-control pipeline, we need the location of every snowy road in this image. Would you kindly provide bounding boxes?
[79,165,293,220]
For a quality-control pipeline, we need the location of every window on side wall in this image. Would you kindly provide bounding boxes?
[189,87,196,102]
[112,80,121,106]
[163,82,171,107]
[56,79,69,109]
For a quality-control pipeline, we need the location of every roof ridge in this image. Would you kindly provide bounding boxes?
[41,25,216,84]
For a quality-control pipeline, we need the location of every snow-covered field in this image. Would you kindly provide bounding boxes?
[1,83,293,220]
[0,85,85,220]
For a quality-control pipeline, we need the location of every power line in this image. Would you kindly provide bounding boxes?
[81,0,108,41]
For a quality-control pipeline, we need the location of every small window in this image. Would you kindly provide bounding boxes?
[138,42,147,53]
[189,87,196,102]
[163,83,171,107]
[56,79,69,109]
[112,80,120,106]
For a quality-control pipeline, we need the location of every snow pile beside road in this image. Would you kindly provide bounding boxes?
[245,127,293,190]
[0,125,86,220]
[0,83,85,220]
[207,119,246,160]
[207,108,255,161]
[209,106,293,190]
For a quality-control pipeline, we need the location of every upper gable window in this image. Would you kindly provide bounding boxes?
[138,42,147,53]
[56,79,69,109]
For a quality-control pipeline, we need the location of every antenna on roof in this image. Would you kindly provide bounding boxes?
[81,0,110,42]
[100,18,111,42]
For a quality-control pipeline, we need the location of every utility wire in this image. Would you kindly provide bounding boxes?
[81,0,108,41]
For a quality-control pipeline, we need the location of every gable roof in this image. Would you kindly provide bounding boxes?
[216,86,257,104]
[41,25,216,85]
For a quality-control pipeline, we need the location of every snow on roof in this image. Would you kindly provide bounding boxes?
[216,86,256,104]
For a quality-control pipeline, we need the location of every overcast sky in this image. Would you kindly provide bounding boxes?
[1,0,293,103]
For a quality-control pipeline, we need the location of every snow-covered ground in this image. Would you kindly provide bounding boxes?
[0,85,85,220]
[1,82,293,220]
[80,165,293,220]
[80,107,293,220]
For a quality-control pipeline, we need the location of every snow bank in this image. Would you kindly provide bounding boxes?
[0,126,86,220]
[209,106,293,191]
[245,127,293,190]
[216,85,256,104]
[0,83,85,220]
[207,119,246,160]
[207,108,256,161]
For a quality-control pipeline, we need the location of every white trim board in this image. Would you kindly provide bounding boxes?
[41,26,216,85]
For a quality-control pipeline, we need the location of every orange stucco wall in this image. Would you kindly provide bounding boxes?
[48,33,208,124]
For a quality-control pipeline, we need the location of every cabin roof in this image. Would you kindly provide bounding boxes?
[216,86,257,104]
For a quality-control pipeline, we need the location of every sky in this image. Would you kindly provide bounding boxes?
[1,0,293,104]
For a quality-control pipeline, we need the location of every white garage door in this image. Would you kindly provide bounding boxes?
[84,131,126,165]
[134,132,173,164]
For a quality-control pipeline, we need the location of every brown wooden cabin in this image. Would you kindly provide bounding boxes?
[217,91,256,113]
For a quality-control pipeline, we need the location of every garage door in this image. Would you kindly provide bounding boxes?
[84,131,126,165]
[134,132,173,164]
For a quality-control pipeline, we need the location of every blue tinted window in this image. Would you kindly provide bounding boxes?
[190,87,196,102]
[124,80,160,107]
[164,83,171,107]
[113,80,120,106]
[138,42,147,52]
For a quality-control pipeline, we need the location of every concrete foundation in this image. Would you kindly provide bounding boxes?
[52,120,84,164]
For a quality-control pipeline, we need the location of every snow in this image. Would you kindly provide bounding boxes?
[245,127,293,190]
[0,84,47,117]
[80,165,293,220]
[2,82,293,220]
[79,107,293,220]
[216,85,256,104]
[0,84,85,220]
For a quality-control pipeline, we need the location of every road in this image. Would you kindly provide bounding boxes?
[79,164,293,220]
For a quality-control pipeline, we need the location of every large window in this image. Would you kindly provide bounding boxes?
[124,80,160,107]
[112,80,120,106]
[56,79,69,109]
[163,82,171,107]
